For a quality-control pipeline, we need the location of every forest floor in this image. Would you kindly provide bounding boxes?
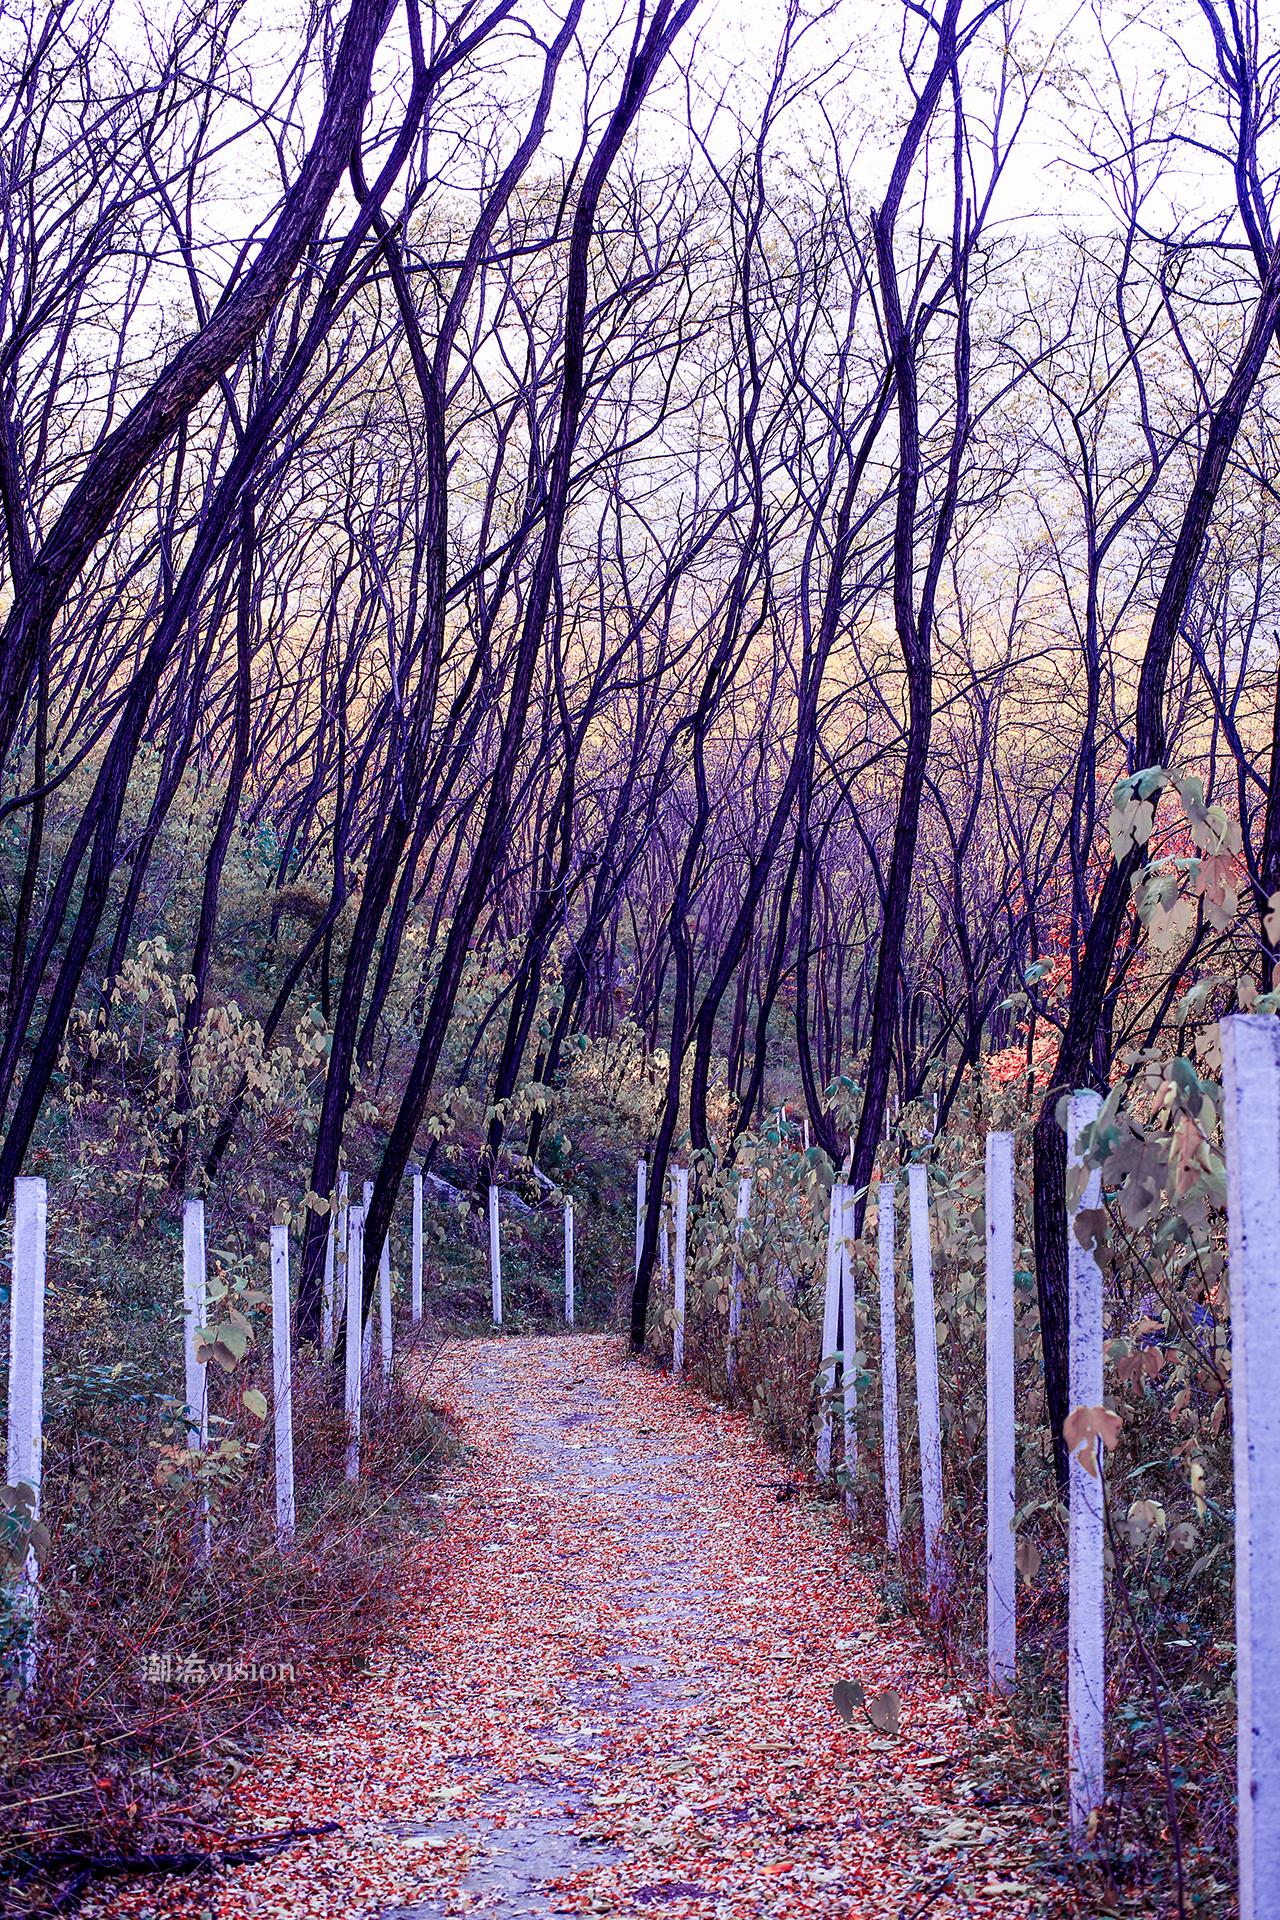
[89,1336,1074,1920]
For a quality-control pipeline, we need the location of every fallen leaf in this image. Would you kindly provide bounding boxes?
[831,1677,865,1724]
[867,1688,901,1736]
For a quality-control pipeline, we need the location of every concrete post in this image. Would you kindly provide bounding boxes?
[269,1223,296,1549]
[411,1167,423,1324]
[1066,1089,1105,1840]
[1220,1016,1280,1917]
[672,1167,688,1378]
[907,1165,945,1604]
[728,1174,750,1390]
[816,1184,844,1479]
[564,1199,575,1327]
[344,1205,365,1482]
[985,1131,1016,1693]
[6,1177,46,1686]
[182,1195,211,1567]
[878,1180,902,1554]
[489,1184,502,1327]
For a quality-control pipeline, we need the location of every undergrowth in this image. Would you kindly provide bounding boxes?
[0,1148,459,1920]
[654,1085,1234,1920]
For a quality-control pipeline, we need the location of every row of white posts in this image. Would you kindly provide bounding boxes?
[484,1161,683,1339]
[7,1017,1280,1906]
[642,1145,1051,1769]
[4,1166,433,1687]
[5,1159,607,1687]
[190,1172,429,1507]
[623,1015,1280,1907]
[485,1186,581,1329]
[635,1134,1098,1828]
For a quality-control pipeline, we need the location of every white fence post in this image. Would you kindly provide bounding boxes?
[839,1184,857,1515]
[322,1169,347,1358]
[489,1184,502,1327]
[360,1182,374,1376]
[1223,1014,1280,1920]
[672,1167,688,1378]
[1066,1088,1105,1840]
[564,1199,575,1327]
[878,1180,902,1554]
[728,1174,750,1391]
[985,1131,1016,1693]
[182,1196,211,1567]
[7,1176,47,1689]
[635,1158,647,1280]
[659,1193,670,1289]
[411,1167,423,1325]
[269,1223,296,1550]
[907,1165,945,1605]
[816,1184,844,1479]
[378,1215,392,1383]
[357,1175,392,1378]
[344,1204,365,1481]
[322,1194,336,1358]
[778,1179,795,1301]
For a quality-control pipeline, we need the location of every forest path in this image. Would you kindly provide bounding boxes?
[102,1337,1058,1920]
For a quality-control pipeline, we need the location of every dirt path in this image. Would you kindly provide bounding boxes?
[99,1336,1062,1920]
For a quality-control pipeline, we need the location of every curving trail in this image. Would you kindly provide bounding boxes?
[97,1336,1064,1920]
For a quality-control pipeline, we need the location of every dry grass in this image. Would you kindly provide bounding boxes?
[1,1331,455,1917]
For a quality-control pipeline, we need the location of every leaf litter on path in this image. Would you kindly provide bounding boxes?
[88,1335,1069,1920]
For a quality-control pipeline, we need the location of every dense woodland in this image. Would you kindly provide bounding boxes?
[3,0,1280,1911]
